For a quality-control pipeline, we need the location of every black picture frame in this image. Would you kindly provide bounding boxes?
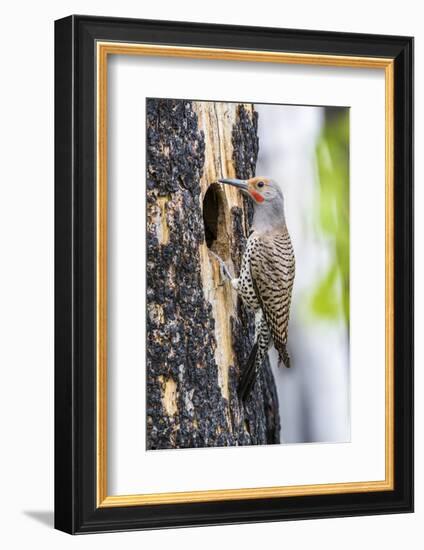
[55,14,414,534]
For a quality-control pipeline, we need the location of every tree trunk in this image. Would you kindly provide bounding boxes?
[146,98,280,449]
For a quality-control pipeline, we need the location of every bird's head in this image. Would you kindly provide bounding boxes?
[218,177,282,205]
[218,176,286,230]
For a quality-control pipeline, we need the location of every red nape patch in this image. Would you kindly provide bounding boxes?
[251,190,265,203]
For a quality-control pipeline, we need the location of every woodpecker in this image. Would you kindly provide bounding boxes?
[216,177,295,402]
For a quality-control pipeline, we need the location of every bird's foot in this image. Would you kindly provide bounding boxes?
[208,250,233,285]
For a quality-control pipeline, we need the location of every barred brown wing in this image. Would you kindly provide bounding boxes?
[250,230,295,359]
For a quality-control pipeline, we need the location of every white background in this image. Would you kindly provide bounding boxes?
[0,1,420,548]
[108,58,385,495]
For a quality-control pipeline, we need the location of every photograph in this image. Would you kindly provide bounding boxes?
[0,0,418,541]
[146,98,350,450]
[52,14,413,534]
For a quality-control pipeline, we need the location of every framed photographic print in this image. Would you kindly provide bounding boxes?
[54,15,414,534]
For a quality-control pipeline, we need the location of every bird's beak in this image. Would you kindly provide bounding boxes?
[218,178,249,192]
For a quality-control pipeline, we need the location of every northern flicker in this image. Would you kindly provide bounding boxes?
[216,176,295,402]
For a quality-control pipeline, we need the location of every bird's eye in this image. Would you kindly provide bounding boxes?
[257,181,265,188]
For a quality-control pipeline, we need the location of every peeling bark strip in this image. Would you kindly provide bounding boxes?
[146,99,280,450]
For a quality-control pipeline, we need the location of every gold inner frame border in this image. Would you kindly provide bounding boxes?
[96,41,394,508]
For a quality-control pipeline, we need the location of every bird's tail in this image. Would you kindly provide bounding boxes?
[238,342,259,402]
[278,345,291,369]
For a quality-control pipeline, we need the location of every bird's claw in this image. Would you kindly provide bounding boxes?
[208,250,233,283]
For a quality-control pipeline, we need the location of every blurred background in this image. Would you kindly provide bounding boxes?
[255,103,350,444]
